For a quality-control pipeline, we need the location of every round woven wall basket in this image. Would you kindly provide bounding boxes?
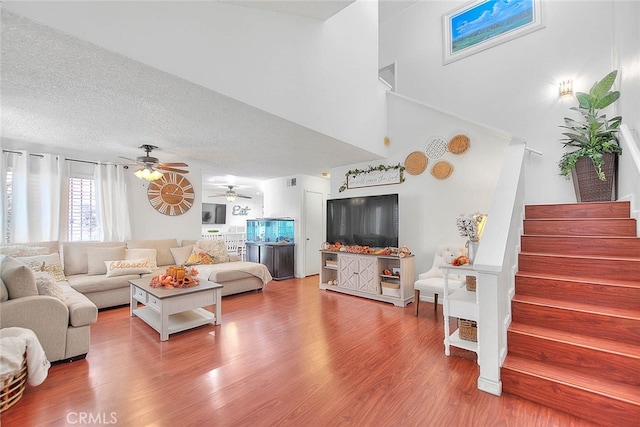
[404,151,428,175]
[431,161,454,180]
[448,134,470,154]
[425,136,447,159]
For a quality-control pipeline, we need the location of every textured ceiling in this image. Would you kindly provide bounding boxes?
[0,8,381,190]
[1,1,418,191]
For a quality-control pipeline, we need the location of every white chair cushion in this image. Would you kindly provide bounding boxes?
[414,277,464,294]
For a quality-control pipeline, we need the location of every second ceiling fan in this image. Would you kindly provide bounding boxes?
[209,185,252,202]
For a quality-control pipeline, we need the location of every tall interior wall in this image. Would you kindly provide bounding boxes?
[379,0,640,205]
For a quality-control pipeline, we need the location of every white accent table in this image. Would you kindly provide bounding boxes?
[441,264,479,356]
[129,278,222,341]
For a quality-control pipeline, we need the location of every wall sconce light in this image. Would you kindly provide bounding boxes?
[559,80,573,97]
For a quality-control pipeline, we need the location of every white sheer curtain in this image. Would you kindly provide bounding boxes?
[94,163,131,242]
[1,152,8,244]
[8,150,67,243]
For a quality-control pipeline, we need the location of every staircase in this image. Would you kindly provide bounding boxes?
[501,201,640,426]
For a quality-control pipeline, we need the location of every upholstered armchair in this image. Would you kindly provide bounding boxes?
[413,243,465,315]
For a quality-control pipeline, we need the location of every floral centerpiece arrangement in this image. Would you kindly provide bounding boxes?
[150,266,200,289]
[456,213,487,242]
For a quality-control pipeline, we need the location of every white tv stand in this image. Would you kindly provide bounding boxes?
[319,250,415,307]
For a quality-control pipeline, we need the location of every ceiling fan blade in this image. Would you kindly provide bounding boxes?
[119,156,142,165]
[237,195,253,199]
[208,194,226,197]
[160,162,189,167]
[156,166,189,174]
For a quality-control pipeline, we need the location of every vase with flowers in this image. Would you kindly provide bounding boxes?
[456,213,487,263]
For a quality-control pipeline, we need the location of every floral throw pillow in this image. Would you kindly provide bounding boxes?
[185,240,228,266]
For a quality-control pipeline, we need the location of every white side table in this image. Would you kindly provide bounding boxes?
[441,264,479,356]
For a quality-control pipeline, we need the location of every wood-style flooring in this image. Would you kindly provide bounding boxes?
[2,276,597,426]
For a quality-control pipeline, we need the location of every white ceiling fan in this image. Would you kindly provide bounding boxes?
[209,185,253,202]
[119,144,189,181]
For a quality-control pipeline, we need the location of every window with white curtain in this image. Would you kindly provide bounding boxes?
[68,176,98,241]
[4,170,13,244]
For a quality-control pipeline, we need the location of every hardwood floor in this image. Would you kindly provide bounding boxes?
[2,276,596,426]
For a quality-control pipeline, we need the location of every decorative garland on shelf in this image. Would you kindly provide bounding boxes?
[338,163,406,192]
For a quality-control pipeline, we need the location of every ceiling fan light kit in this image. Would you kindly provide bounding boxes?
[134,168,163,181]
[121,144,190,181]
[210,185,252,201]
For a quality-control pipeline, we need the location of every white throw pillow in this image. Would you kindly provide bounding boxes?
[104,258,153,277]
[16,252,67,282]
[87,246,126,275]
[125,248,158,269]
[34,272,65,301]
[170,245,193,266]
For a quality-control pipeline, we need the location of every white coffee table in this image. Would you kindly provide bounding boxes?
[129,277,223,341]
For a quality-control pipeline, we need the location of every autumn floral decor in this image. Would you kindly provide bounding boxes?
[338,163,405,192]
[150,266,200,289]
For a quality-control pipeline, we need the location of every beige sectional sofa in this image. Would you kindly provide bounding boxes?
[8,239,272,309]
[0,254,98,363]
[0,238,271,363]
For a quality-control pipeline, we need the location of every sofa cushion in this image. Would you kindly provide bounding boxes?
[66,273,140,294]
[104,259,153,277]
[87,246,126,275]
[0,277,8,302]
[0,256,38,299]
[16,252,67,282]
[170,245,193,266]
[125,248,158,269]
[126,239,178,267]
[61,241,126,276]
[58,283,98,327]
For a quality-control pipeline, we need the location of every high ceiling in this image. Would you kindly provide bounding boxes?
[1,1,418,191]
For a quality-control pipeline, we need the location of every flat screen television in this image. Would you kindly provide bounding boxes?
[202,203,227,224]
[326,194,398,247]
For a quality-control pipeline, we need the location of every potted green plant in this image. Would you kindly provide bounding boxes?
[558,70,622,202]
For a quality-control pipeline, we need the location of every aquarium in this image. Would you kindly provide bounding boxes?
[246,218,294,243]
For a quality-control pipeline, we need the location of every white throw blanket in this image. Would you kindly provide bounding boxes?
[0,327,50,386]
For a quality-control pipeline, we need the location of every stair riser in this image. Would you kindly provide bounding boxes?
[523,219,637,237]
[502,368,639,426]
[507,330,640,386]
[511,301,640,345]
[518,254,640,282]
[521,235,640,258]
[525,201,631,219]
[515,275,640,310]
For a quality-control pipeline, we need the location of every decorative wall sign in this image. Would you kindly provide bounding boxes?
[339,164,405,192]
[232,205,251,216]
[443,0,544,64]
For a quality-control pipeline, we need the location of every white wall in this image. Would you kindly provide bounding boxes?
[201,190,264,234]
[5,0,387,157]
[127,170,202,242]
[329,93,511,276]
[379,0,640,205]
[263,174,330,278]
